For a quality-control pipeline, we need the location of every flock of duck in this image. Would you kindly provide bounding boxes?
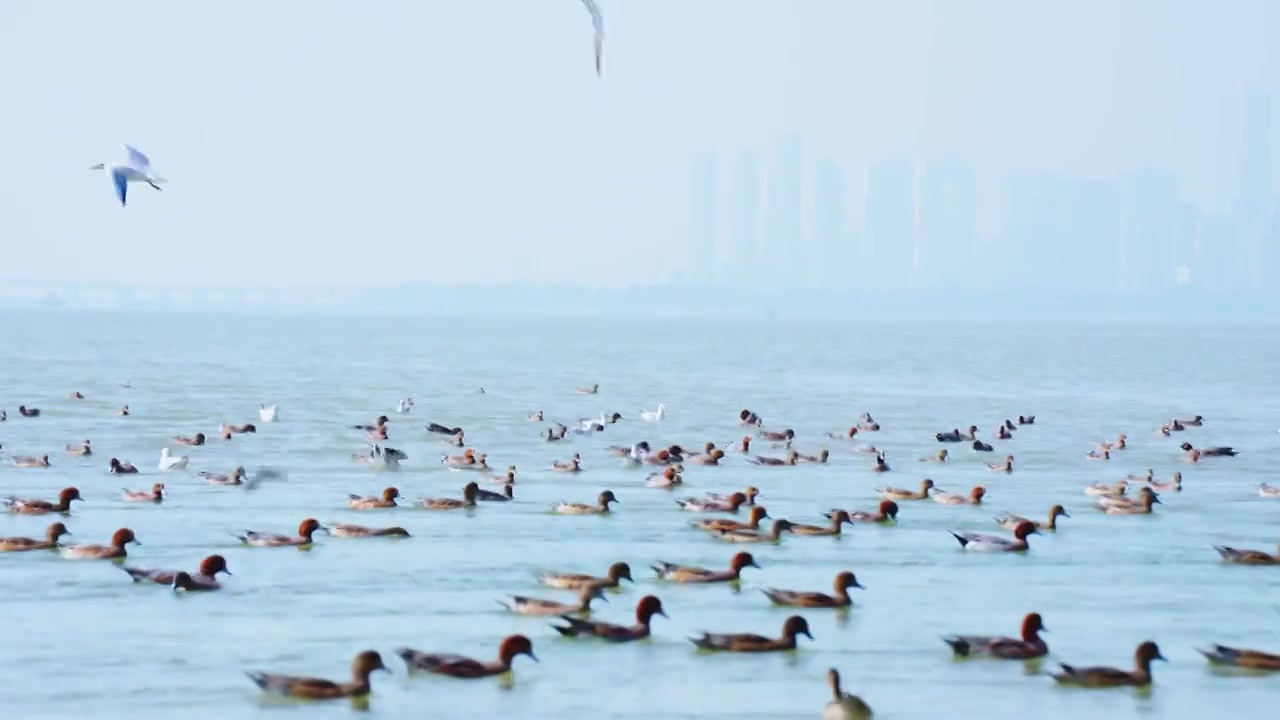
[2,389,1278,718]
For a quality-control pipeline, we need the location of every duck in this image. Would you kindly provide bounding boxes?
[705,486,760,506]
[829,427,860,440]
[790,510,853,536]
[352,416,390,432]
[972,440,994,452]
[69,391,85,400]
[758,428,796,443]
[831,500,899,524]
[247,650,388,699]
[122,554,231,586]
[499,585,608,616]
[65,439,92,456]
[426,421,464,436]
[1052,641,1165,687]
[527,410,543,421]
[949,521,1038,552]
[171,571,222,592]
[223,422,256,434]
[396,635,536,678]
[739,409,763,426]
[236,519,326,547]
[677,492,748,513]
[943,612,1048,659]
[690,506,770,533]
[1177,414,1205,426]
[544,424,568,442]
[1126,469,1154,483]
[1256,483,1280,498]
[988,455,1014,473]
[17,405,41,417]
[920,449,948,463]
[200,466,246,485]
[935,428,965,443]
[11,454,50,468]
[442,448,479,468]
[1100,487,1161,515]
[61,528,139,560]
[174,432,206,446]
[690,615,813,653]
[577,383,600,394]
[4,487,82,515]
[539,562,633,591]
[108,458,138,474]
[1198,644,1280,670]
[475,482,514,502]
[1098,434,1127,451]
[552,595,667,642]
[1213,543,1280,565]
[551,490,618,515]
[994,425,1012,440]
[715,519,796,544]
[609,441,650,458]
[1085,449,1110,460]
[121,483,165,503]
[347,487,400,509]
[0,522,72,552]
[327,523,411,538]
[1084,480,1128,497]
[871,452,891,472]
[551,453,582,472]
[418,482,480,510]
[687,448,726,466]
[645,467,684,488]
[117,405,131,417]
[652,552,759,583]
[1149,472,1182,492]
[1017,415,1036,425]
[747,449,799,466]
[797,449,830,464]
[1181,441,1237,460]
[728,435,753,452]
[995,505,1069,532]
[640,404,666,422]
[762,571,862,608]
[158,447,189,471]
[258,403,279,423]
[876,479,934,501]
[933,486,987,505]
[823,667,873,719]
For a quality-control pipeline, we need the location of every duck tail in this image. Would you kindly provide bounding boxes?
[941,636,970,656]
[549,621,576,637]
[949,531,969,548]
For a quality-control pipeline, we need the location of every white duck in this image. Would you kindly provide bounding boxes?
[258,404,279,423]
[640,404,666,423]
[158,447,189,471]
[89,145,165,207]
[396,397,414,414]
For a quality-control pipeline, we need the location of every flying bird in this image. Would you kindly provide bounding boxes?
[580,0,605,76]
[89,145,165,207]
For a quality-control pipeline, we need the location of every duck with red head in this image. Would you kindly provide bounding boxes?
[762,571,863,609]
[691,615,813,652]
[246,650,389,699]
[950,521,1038,552]
[790,510,853,536]
[691,505,770,533]
[396,635,537,678]
[652,552,759,584]
[65,439,92,456]
[676,491,748,513]
[122,553,231,586]
[120,483,165,503]
[0,522,72,552]
[758,428,795,442]
[236,518,325,547]
[4,487,82,515]
[539,561,633,591]
[61,528,139,560]
[174,432,206,446]
[347,487,400,510]
[943,612,1048,659]
[552,595,667,642]
[832,500,899,524]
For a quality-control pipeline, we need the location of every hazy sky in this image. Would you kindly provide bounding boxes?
[1,1,1277,288]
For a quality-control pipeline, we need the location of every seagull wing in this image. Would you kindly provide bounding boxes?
[581,0,604,33]
[111,169,129,206]
[124,145,152,171]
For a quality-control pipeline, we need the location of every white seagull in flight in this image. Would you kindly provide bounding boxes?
[580,0,605,76]
[89,145,165,207]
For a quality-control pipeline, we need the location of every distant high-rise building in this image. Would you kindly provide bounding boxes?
[688,153,719,284]
[762,135,804,286]
[1239,88,1272,289]
[728,153,761,287]
[810,159,847,289]
[865,154,915,290]
[917,156,978,289]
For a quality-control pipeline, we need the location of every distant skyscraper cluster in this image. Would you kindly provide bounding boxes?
[687,89,1278,294]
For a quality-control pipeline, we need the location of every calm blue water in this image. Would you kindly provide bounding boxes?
[2,311,1279,719]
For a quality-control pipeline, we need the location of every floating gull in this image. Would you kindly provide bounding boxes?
[89,145,165,207]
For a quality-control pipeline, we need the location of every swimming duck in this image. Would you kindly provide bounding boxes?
[1180,442,1237,460]
[442,448,478,468]
[690,506,769,533]
[475,482,514,502]
[500,585,608,616]
[539,561,633,591]
[645,467,684,488]
[61,528,139,560]
[1177,414,1205,426]
[1100,487,1161,515]
[950,521,1038,552]
[1084,480,1127,497]
[108,458,138,474]
[871,452,891,472]
[352,416,390,432]
[677,492,748,513]
[201,466,246,485]
[17,405,40,417]
[609,441,650,458]
[0,522,71,552]
[829,427,859,440]
[236,518,325,547]
[988,455,1014,473]
[121,483,165,503]
[455,453,490,472]
[739,409,763,426]
[1097,434,1127,451]
[762,571,862,608]
[65,440,92,456]
[758,428,795,442]
[486,465,518,485]
[327,523,411,538]
[715,519,796,544]
[933,486,987,506]
[578,383,600,394]
[687,448,726,466]
[995,505,1069,532]
[258,403,279,423]
[174,432,206,446]
[122,553,230,586]
[728,436,752,452]
[223,422,256,434]
[171,571,221,592]
[798,449,830,464]
[1198,644,1280,670]
[552,595,667,642]
[1149,472,1182,492]
[704,486,760,506]
[69,391,85,400]
[11,454,50,468]
[551,490,618,515]
[790,510,853,536]
[943,612,1048,659]
[876,479,934,501]
[1017,415,1036,425]
[823,667,873,719]
[418,482,480,510]
[396,635,536,678]
[1052,641,1165,687]
[117,405,131,417]
[551,453,582,472]
[247,650,388,699]
[972,440,994,452]
[920,449,948,462]
[544,424,569,442]
[426,421,464,436]
[347,487,400,509]
[690,615,812,653]
[829,500,899,523]
[747,449,799,466]
[1126,469,1154,483]
[652,552,759,583]
[1213,543,1279,565]
[994,425,1012,440]
[1085,449,1110,460]
[935,428,964,443]
[1256,483,1280,498]
[4,487,82,515]
[158,447,189,471]
[527,410,543,421]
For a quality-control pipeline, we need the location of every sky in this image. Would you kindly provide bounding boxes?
[1,0,1277,289]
